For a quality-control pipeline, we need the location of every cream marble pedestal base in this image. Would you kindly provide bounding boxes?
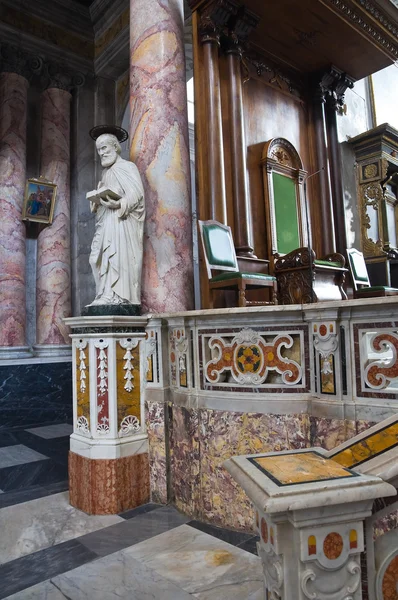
[225,449,396,600]
[65,315,150,515]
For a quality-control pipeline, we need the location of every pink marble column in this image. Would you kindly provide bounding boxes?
[0,71,30,357]
[35,86,72,356]
[130,0,194,313]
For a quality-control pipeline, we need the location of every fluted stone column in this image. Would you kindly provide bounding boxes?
[0,46,40,358]
[34,73,73,357]
[129,0,194,313]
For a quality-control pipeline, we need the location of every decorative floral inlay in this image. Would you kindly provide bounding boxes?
[365,332,398,389]
[205,328,301,386]
[77,340,87,394]
[364,163,378,179]
[95,340,110,435]
[120,339,138,392]
[323,532,344,560]
[119,414,140,436]
[76,415,89,434]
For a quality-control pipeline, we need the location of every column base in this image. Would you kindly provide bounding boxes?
[0,346,32,360]
[69,451,150,515]
[33,344,72,358]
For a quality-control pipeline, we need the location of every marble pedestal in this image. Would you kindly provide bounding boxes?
[225,449,396,600]
[65,315,150,514]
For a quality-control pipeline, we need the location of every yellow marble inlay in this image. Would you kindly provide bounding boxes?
[76,346,90,423]
[252,452,355,486]
[117,342,141,429]
[332,421,398,468]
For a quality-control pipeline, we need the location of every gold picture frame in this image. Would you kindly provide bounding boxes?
[22,177,57,224]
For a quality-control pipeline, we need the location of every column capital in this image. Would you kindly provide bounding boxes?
[42,62,85,93]
[313,66,355,111]
[198,0,259,47]
[0,43,42,81]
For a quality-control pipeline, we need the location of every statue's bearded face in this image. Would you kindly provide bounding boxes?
[96,135,118,167]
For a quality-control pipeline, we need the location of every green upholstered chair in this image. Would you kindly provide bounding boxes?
[198,220,278,307]
[347,248,398,298]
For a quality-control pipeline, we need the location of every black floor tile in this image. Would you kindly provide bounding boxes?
[0,539,98,599]
[0,480,69,509]
[187,520,254,547]
[120,502,164,520]
[79,505,188,557]
[0,459,68,492]
[237,535,260,556]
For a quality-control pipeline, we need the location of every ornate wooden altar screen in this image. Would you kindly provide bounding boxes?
[261,137,347,304]
[349,124,398,288]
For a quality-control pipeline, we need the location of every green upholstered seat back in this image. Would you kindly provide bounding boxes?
[201,223,238,270]
[272,172,300,255]
[347,249,370,286]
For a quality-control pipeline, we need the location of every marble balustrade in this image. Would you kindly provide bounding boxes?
[144,297,398,529]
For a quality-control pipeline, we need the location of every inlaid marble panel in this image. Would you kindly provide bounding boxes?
[145,401,167,504]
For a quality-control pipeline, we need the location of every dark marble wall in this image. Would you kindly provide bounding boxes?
[0,362,72,429]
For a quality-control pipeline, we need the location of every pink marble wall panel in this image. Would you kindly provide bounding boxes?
[36,88,71,345]
[169,405,200,515]
[0,73,28,347]
[309,416,356,451]
[129,0,193,313]
[145,400,168,504]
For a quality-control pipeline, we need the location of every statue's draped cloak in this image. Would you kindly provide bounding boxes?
[90,158,145,305]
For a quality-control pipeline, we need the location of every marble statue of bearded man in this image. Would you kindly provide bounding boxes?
[87,128,145,308]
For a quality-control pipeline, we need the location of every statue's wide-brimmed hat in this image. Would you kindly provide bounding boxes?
[89,125,128,143]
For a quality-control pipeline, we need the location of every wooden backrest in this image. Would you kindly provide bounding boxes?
[346,248,371,291]
[198,220,238,279]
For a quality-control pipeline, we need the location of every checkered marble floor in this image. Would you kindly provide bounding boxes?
[0,423,71,501]
[0,422,261,599]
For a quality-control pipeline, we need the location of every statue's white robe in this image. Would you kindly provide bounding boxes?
[90,157,145,305]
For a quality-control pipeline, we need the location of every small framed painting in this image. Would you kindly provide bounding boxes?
[22,178,57,224]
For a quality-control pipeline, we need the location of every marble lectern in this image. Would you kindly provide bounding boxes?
[225,448,395,600]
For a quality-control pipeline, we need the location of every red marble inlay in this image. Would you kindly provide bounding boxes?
[261,518,268,543]
[319,324,327,336]
[382,555,398,600]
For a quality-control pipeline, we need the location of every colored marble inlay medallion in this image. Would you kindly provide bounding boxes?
[117,341,141,432]
[331,420,398,468]
[249,451,358,486]
[237,345,262,374]
[323,532,344,560]
[382,555,398,600]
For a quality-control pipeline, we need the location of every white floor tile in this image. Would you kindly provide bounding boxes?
[0,445,48,469]
[25,424,73,439]
[0,491,123,565]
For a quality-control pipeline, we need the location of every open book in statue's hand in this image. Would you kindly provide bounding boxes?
[86,187,121,204]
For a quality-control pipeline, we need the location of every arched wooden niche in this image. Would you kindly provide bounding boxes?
[261,138,308,261]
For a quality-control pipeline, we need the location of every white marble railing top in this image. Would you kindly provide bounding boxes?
[144,295,398,320]
[224,448,395,514]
